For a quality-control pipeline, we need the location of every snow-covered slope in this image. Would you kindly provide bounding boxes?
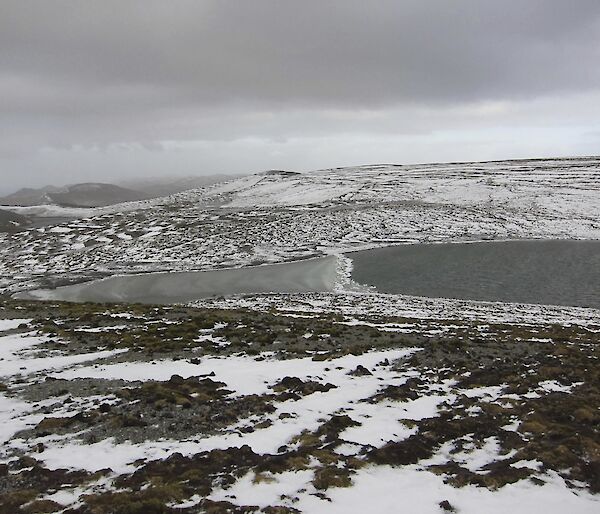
[212,158,600,218]
[0,157,598,294]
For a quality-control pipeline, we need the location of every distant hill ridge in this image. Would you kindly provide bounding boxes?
[0,183,145,208]
[49,183,146,208]
[0,174,242,208]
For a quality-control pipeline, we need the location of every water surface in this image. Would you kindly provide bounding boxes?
[17,256,338,304]
[349,240,600,309]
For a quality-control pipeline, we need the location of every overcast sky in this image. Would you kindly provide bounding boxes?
[1,0,600,192]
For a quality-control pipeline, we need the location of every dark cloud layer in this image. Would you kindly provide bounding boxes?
[1,1,600,189]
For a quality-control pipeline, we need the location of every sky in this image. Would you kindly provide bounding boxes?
[1,0,600,192]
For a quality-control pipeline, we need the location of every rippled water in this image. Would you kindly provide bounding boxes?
[349,240,600,309]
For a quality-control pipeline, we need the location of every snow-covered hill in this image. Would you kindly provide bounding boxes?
[0,156,598,294]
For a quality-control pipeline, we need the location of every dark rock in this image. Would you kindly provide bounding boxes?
[168,374,185,385]
[439,499,456,512]
[369,435,432,466]
[99,403,111,413]
[348,365,372,376]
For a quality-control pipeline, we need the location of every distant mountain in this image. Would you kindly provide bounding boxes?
[0,208,30,232]
[0,175,242,208]
[49,183,146,207]
[0,186,62,206]
[0,183,145,208]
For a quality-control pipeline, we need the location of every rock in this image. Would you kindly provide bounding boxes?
[348,365,372,376]
[439,499,456,512]
[99,403,111,413]
[169,374,185,385]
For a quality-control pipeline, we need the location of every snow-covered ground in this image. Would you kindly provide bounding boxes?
[0,303,598,512]
[0,324,125,446]
[209,464,599,514]
[192,289,600,327]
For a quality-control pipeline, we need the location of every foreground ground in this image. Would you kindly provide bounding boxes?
[1,299,598,513]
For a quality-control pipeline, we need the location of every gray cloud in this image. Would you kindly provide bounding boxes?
[1,1,600,189]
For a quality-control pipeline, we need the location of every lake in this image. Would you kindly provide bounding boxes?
[16,255,338,304]
[349,239,600,309]
[15,240,600,309]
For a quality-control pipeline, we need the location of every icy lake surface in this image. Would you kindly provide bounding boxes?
[17,256,339,304]
[349,240,600,309]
